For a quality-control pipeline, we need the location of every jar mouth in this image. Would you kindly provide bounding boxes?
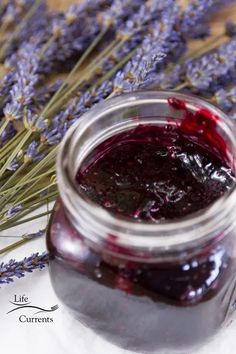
[57,91,236,252]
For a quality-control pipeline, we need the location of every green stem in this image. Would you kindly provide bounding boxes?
[0,119,9,138]
[13,181,57,208]
[0,168,55,195]
[13,147,57,190]
[0,151,56,213]
[0,210,52,231]
[174,82,188,91]
[0,239,29,255]
[0,0,43,61]
[0,162,27,193]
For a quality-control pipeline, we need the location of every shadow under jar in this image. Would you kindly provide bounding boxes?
[47,91,236,353]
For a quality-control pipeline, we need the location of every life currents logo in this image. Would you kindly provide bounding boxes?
[7,294,59,323]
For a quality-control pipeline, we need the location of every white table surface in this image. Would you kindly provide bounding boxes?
[1,210,236,354]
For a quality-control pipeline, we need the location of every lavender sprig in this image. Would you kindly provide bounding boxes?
[0,0,35,31]
[185,39,236,93]
[0,252,48,284]
[39,5,184,145]
[39,0,111,74]
[5,3,48,58]
[215,87,236,112]
[3,42,40,125]
[180,0,236,39]
[225,21,236,37]
[94,0,178,83]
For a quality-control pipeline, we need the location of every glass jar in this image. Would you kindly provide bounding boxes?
[47,91,236,353]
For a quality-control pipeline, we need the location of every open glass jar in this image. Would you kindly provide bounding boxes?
[47,91,236,353]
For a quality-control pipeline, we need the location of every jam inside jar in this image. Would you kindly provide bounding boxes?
[47,92,236,353]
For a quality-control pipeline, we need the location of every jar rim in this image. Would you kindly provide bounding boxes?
[57,90,236,253]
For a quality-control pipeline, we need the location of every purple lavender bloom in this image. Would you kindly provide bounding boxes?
[113,6,186,93]
[0,122,16,147]
[5,205,23,219]
[99,0,144,29]
[25,110,48,131]
[24,141,45,162]
[32,80,63,112]
[50,4,185,130]
[186,39,236,93]
[0,70,15,101]
[7,157,19,171]
[3,102,22,121]
[0,1,36,30]
[40,124,67,145]
[41,0,110,73]
[160,64,186,89]
[225,21,236,37]
[215,87,236,112]
[3,42,40,125]
[0,252,49,284]
[3,2,48,59]
[180,0,236,39]
[22,230,45,240]
[95,0,178,84]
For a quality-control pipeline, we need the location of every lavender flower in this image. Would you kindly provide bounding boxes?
[5,205,23,219]
[40,0,110,73]
[24,141,45,162]
[1,1,35,30]
[7,157,20,171]
[32,80,63,112]
[3,42,40,124]
[225,21,236,37]
[96,0,178,82]
[180,0,236,39]
[0,70,15,100]
[159,64,186,89]
[99,0,144,29]
[0,1,49,60]
[186,39,236,93]
[0,122,16,147]
[24,110,48,132]
[0,252,48,284]
[215,87,236,112]
[22,229,45,240]
[4,1,184,153]
[113,7,185,93]
[40,4,185,142]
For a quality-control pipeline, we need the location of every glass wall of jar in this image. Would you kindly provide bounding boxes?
[47,91,236,353]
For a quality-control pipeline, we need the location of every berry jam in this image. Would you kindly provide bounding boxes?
[47,97,236,353]
[76,124,234,221]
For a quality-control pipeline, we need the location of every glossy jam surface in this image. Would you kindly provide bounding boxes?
[76,123,234,221]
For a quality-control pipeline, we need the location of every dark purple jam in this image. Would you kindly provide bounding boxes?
[76,123,234,221]
[47,100,236,353]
